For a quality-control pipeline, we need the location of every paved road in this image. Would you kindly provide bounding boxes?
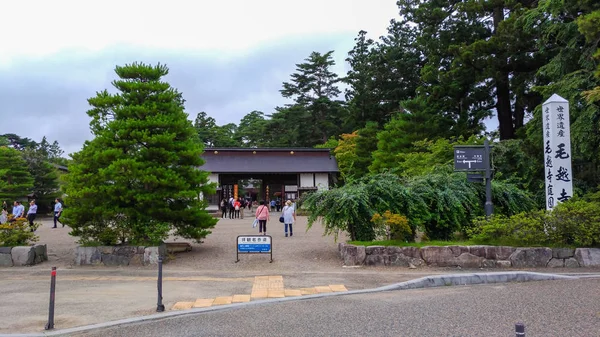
[71,278,600,337]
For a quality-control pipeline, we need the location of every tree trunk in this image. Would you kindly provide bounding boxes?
[493,6,515,140]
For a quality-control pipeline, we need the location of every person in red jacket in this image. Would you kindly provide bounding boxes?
[233,199,241,219]
[255,200,270,235]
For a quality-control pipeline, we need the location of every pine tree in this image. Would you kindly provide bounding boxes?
[0,146,34,205]
[21,148,61,213]
[64,62,217,245]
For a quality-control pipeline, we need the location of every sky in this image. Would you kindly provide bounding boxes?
[0,0,401,155]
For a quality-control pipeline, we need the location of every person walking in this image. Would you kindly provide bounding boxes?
[220,199,227,219]
[282,200,296,237]
[53,198,63,228]
[26,200,38,230]
[233,199,241,219]
[255,200,269,235]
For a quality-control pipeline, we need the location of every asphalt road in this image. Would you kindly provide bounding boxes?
[72,278,600,337]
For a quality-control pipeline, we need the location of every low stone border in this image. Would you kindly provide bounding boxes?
[74,244,167,266]
[0,244,48,267]
[338,243,600,268]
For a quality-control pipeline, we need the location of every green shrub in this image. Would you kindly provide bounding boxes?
[371,211,412,241]
[0,217,40,246]
[468,200,600,247]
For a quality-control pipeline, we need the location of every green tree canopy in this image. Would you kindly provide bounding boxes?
[63,62,217,245]
[0,146,34,205]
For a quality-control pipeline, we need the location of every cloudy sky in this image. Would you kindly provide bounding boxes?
[0,0,399,155]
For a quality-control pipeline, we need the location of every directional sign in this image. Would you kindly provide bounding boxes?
[454,146,486,171]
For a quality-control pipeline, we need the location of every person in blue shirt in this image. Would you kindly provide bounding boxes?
[26,200,38,228]
[53,198,63,228]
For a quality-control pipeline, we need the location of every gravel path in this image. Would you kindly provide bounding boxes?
[30,213,348,273]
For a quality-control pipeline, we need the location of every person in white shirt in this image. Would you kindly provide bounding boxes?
[9,201,24,222]
[26,200,38,227]
[282,200,297,237]
[53,198,63,228]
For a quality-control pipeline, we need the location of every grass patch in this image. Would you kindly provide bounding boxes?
[348,240,478,247]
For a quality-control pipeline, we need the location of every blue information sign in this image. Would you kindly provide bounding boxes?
[236,235,273,263]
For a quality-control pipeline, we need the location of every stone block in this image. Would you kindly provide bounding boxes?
[399,246,422,259]
[114,246,137,257]
[129,254,143,266]
[547,258,564,268]
[455,253,484,268]
[0,253,13,266]
[166,242,192,253]
[496,260,512,268]
[98,246,114,254]
[74,247,101,265]
[421,246,455,267]
[0,247,12,254]
[365,246,385,255]
[365,254,387,266]
[136,246,145,254]
[574,248,600,267]
[482,259,496,268]
[495,246,517,260]
[552,248,575,259]
[33,244,47,263]
[342,245,366,266]
[101,254,130,266]
[143,247,162,265]
[11,246,35,266]
[468,246,487,258]
[565,258,580,268]
[448,246,469,256]
[509,248,552,268]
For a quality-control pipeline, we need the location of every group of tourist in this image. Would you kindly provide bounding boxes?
[0,198,65,229]
[254,199,296,237]
[220,197,251,219]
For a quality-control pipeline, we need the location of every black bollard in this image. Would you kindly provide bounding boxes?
[515,323,525,337]
[45,267,57,330]
[157,256,165,312]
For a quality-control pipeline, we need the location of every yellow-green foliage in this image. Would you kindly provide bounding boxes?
[0,216,40,246]
[371,211,412,241]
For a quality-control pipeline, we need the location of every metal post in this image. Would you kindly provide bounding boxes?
[484,139,494,217]
[45,267,57,330]
[156,256,165,312]
[515,323,525,336]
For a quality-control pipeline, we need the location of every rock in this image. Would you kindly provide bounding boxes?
[114,246,137,256]
[496,260,512,268]
[365,246,386,256]
[408,263,417,269]
[552,248,575,259]
[166,242,192,253]
[388,252,424,267]
[495,246,517,260]
[399,247,422,259]
[33,244,47,263]
[574,248,600,267]
[468,246,487,258]
[74,247,101,265]
[365,254,387,266]
[455,253,484,268]
[482,259,496,268]
[98,246,115,254]
[547,258,564,268]
[0,247,12,254]
[129,254,143,266]
[509,248,552,268]
[565,258,580,268]
[11,246,35,266]
[101,254,130,266]
[448,246,469,256]
[342,245,366,266]
[0,253,13,266]
[421,246,455,267]
[143,247,162,265]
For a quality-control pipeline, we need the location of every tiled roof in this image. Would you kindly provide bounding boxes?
[201,148,338,173]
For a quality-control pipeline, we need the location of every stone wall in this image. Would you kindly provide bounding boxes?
[74,244,167,266]
[0,245,48,267]
[338,243,600,268]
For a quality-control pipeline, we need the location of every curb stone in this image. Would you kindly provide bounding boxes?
[1,271,595,337]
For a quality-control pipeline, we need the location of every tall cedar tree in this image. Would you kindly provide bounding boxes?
[64,63,217,245]
[280,51,345,145]
[0,146,34,208]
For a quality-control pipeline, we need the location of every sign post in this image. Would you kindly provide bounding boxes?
[542,94,573,210]
[454,142,494,217]
[236,235,273,263]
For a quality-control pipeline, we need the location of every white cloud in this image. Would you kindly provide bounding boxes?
[0,0,397,64]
